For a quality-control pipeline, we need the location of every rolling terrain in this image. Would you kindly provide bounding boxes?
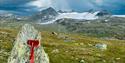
[0,7,125,63]
[0,28,125,63]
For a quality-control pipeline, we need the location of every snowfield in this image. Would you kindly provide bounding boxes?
[40,11,125,25]
[40,12,99,25]
[57,12,99,20]
[113,15,125,17]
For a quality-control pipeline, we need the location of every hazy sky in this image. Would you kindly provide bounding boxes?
[0,0,125,15]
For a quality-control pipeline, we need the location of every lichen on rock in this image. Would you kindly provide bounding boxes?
[7,24,49,63]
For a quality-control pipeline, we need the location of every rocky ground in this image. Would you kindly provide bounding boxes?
[0,7,125,63]
[0,27,125,63]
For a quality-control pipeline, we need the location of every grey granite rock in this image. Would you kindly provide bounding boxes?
[8,24,49,63]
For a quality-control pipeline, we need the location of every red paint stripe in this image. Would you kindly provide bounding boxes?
[27,40,39,63]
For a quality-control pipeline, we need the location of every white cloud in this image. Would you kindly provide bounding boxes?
[26,0,52,9]
[95,0,103,3]
[26,0,70,11]
[95,0,104,5]
[52,0,70,11]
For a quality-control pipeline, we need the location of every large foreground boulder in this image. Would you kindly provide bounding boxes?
[8,24,49,63]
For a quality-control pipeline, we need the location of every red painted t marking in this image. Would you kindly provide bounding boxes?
[27,40,39,63]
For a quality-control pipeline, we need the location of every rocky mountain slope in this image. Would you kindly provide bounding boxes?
[55,17,125,39]
[30,7,59,23]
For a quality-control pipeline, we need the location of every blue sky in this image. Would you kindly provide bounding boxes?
[0,0,125,15]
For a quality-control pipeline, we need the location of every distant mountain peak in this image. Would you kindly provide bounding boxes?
[40,7,58,16]
[96,10,111,17]
[30,7,59,22]
[46,7,55,11]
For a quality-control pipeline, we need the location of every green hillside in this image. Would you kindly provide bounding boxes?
[0,29,125,63]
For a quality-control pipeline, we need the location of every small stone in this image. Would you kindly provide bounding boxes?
[57,34,68,39]
[65,51,68,53]
[75,58,78,60]
[75,43,79,46]
[81,57,85,59]
[102,60,106,62]
[105,20,109,22]
[116,58,120,60]
[95,53,101,57]
[79,43,84,46]
[51,32,58,35]
[51,49,59,53]
[88,43,93,46]
[80,59,85,63]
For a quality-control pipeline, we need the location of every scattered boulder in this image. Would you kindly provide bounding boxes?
[57,34,68,39]
[88,43,93,47]
[51,49,59,53]
[51,32,58,35]
[75,58,78,60]
[74,43,79,46]
[116,58,120,60]
[57,34,75,42]
[95,43,107,50]
[79,43,84,46]
[95,53,101,57]
[65,51,68,53]
[102,59,106,62]
[79,59,85,63]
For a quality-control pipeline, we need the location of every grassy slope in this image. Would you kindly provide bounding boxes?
[0,29,17,63]
[41,31,125,63]
[0,29,125,63]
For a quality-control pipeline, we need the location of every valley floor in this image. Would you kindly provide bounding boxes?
[0,28,125,63]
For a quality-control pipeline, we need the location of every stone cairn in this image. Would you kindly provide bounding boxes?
[7,24,49,63]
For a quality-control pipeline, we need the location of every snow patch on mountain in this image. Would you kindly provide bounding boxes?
[39,19,56,25]
[40,11,99,25]
[113,15,125,17]
[57,12,99,20]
